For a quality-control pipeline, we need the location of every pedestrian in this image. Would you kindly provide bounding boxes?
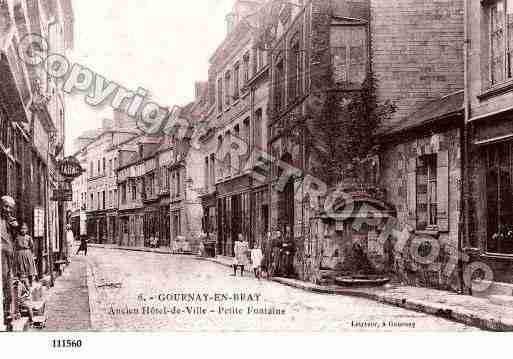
[65,224,75,263]
[1,195,17,327]
[270,230,282,277]
[232,237,241,276]
[237,234,250,276]
[76,235,88,256]
[250,241,263,280]
[14,223,37,287]
[280,225,296,278]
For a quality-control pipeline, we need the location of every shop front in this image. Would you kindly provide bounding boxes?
[467,114,513,287]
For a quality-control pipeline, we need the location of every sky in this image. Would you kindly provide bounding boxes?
[64,0,234,153]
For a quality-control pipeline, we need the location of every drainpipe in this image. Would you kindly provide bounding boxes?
[460,0,470,295]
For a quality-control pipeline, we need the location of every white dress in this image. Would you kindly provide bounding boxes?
[251,248,263,269]
[66,230,75,256]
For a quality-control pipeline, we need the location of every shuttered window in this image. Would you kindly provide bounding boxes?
[406,137,450,232]
[416,154,437,230]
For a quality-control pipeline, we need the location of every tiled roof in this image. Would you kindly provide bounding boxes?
[376,90,464,136]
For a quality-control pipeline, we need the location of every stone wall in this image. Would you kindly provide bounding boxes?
[379,127,462,290]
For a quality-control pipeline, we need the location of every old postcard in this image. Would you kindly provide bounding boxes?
[1,0,513,338]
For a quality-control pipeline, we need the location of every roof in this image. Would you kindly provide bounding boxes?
[376,90,464,136]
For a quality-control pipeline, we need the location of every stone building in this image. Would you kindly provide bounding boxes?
[464,0,513,293]
[198,0,270,257]
[117,137,160,247]
[0,0,73,329]
[70,115,140,244]
[262,0,465,288]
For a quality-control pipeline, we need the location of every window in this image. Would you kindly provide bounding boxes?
[102,190,106,209]
[233,63,240,100]
[131,183,137,201]
[225,71,231,106]
[210,154,215,187]
[103,158,106,175]
[109,159,113,176]
[243,118,250,149]
[217,77,223,112]
[243,52,250,83]
[90,162,93,177]
[177,171,181,197]
[121,184,127,204]
[275,57,285,111]
[289,34,302,101]
[416,154,437,230]
[487,0,513,85]
[486,142,513,254]
[254,109,263,149]
[97,160,100,174]
[330,25,368,86]
[205,157,210,188]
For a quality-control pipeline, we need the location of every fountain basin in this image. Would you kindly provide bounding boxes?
[335,275,390,287]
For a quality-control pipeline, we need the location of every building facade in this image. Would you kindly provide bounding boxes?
[199,0,270,257]
[70,118,140,244]
[465,0,513,291]
[259,0,466,289]
[1,0,74,329]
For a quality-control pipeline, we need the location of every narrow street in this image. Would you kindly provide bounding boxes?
[43,248,478,331]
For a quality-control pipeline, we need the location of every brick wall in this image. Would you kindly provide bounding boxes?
[371,0,464,127]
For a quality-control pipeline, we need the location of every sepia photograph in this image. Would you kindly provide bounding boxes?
[1,0,513,344]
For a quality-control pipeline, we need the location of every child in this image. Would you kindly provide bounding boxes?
[251,242,263,280]
[14,223,37,286]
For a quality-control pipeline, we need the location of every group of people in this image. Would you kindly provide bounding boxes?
[230,225,296,279]
[1,195,86,328]
[1,196,38,326]
[232,234,263,279]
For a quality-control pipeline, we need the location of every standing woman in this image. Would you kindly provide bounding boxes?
[65,224,75,263]
[14,223,37,287]
[237,234,250,277]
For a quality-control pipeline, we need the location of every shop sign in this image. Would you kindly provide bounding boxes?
[58,156,85,181]
[33,207,44,237]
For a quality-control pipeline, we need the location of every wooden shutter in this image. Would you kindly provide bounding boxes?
[407,155,417,228]
[437,150,449,232]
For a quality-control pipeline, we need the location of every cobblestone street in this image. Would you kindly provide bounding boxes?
[40,247,479,331]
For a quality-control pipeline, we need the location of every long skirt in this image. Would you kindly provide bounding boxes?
[14,249,36,278]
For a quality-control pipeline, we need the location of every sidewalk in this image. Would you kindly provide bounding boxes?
[201,255,513,331]
[43,256,92,331]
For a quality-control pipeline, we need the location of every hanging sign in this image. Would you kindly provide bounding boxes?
[57,156,85,182]
[33,207,44,237]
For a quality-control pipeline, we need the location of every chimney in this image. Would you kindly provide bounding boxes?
[102,118,113,130]
[226,12,236,34]
[194,81,207,102]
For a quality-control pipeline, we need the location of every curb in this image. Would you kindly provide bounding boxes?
[88,244,193,256]
[200,256,513,331]
[271,277,513,332]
